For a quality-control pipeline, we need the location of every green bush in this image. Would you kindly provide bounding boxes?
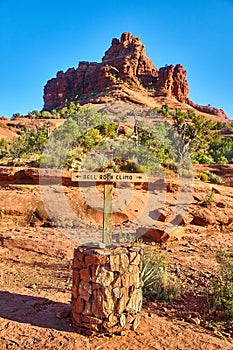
[8,124,50,161]
[96,123,117,138]
[199,171,224,184]
[200,172,209,181]
[0,138,8,150]
[79,155,97,171]
[193,153,214,164]
[211,250,233,321]
[7,103,233,171]
[120,160,144,173]
[64,147,83,170]
[141,246,180,301]
[79,128,103,152]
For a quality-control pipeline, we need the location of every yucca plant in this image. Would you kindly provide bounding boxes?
[208,172,224,185]
[141,246,180,301]
[211,250,233,321]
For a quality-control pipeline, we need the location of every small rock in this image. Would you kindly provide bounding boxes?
[26,284,37,289]
[188,317,200,325]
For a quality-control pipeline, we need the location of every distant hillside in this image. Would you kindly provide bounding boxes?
[0,117,64,143]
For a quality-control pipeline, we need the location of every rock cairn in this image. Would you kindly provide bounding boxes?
[71,244,143,334]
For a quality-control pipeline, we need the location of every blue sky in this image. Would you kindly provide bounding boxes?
[0,0,233,119]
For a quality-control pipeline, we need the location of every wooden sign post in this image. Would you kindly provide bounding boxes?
[72,171,148,245]
[103,180,113,245]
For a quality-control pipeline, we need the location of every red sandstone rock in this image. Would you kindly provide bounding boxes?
[78,281,92,301]
[137,227,170,242]
[43,32,229,122]
[187,99,229,122]
[117,124,134,136]
[72,246,143,333]
[43,32,186,110]
[101,32,158,88]
[74,297,84,313]
[191,208,217,226]
[80,268,91,283]
[85,253,109,266]
[155,64,189,102]
[43,32,158,109]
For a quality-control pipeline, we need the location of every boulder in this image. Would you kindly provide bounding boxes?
[136,226,185,243]
[191,208,217,226]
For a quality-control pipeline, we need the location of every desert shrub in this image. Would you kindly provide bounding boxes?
[99,159,119,172]
[212,121,229,130]
[79,155,97,171]
[202,189,215,207]
[64,147,83,170]
[209,133,233,163]
[141,246,180,301]
[192,153,214,164]
[0,138,8,150]
[211,250,233,321]
[216,156,228,164]
[9,124,50,161]
[163,160,179,173]
[78,128,103,152]
[199,171,224,184]
[208,172,224,185]
[96,123,117,138]
[200,172,209,181]
[120,160,144,173]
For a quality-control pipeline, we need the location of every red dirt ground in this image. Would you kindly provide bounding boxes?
[0,166,233,349]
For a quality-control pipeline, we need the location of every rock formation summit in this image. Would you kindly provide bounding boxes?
[43,32,229,122]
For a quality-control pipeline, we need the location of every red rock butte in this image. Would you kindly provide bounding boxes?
[43,32,229,123]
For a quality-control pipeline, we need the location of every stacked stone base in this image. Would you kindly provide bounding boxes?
[71,245,143,334]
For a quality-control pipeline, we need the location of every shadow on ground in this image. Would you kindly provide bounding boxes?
[0,290,73,332]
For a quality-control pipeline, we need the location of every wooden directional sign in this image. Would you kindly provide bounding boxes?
[72,171,147,183]
[71,171,148,245]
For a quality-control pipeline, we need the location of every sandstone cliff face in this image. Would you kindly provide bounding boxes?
[43,32,229,122]
[155,64,189,102]
[44,32,187,110]
[44,63,101,109]
[101,32,158,88]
